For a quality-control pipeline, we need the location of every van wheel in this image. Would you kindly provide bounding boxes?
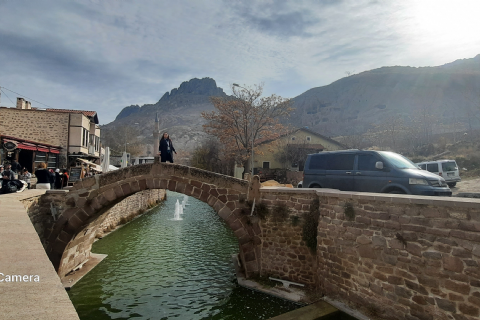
[388,189,405,194]
[310,184,322,189]
[447,182,456,188]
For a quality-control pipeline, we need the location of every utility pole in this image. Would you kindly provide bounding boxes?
[153,113,160,161]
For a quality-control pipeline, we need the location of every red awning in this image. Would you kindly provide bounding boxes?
[17,143,37,151]
[2,137,62,154]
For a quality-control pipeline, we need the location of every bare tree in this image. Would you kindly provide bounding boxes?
[202,83,293,172]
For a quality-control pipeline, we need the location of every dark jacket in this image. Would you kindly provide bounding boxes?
[2,170,15,181]
[49,171,55,184]
[10,161,22,173]
[55,172,62,189]
[159,138,176,163]
[35,169,51,184]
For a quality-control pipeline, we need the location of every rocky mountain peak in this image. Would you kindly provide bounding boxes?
[159,77,226,102]
[114,104,141,121]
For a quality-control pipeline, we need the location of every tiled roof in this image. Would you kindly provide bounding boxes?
[45,108,97,117]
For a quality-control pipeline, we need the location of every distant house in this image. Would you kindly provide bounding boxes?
[251,127,345,173]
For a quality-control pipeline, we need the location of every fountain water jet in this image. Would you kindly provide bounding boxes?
[181,195,189,209]
[172,199,183,220]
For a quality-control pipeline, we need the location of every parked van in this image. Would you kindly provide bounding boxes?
[416,160,461,187]
[303,150,452,196]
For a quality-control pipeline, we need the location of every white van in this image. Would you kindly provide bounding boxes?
[416,160,461,187]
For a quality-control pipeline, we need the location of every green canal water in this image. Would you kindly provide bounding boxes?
[68,191,300,319]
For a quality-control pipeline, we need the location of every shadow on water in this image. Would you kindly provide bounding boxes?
[68,191,300,320]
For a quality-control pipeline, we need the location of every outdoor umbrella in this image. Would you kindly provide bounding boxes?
[121,151,128,168]
[101,147,110,173]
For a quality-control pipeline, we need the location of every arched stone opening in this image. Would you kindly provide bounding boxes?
[45,163,261,279]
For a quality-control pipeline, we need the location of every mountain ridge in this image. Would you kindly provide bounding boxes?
[105,54,480,154]
[290,54,480,136]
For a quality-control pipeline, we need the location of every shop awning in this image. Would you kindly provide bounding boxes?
[2,136,62,153]
[17,142,37,151]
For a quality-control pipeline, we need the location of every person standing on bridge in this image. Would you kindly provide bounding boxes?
[159,132,177,163]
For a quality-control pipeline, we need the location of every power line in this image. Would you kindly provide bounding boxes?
[0,88,15,106]
[0,86,56,109]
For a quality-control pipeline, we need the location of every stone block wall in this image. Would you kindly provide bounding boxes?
[315,192,480,320]
[259,189,319,286]
[0,108,69,162]
[22,190,68,250]
[57,189,165,277]
[97,189,166,237]
[257,188,480,319]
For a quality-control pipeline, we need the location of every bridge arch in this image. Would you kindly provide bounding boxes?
[45,163,261,278]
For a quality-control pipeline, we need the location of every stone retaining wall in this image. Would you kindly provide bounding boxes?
[57,189,165,277]
[317,192,480,320]
[22,190,67,250]
[259,189,318,285]
[258,188,480,320]
[96,189,165,237]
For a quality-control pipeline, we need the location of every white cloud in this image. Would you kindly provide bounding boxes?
[0,0,479,123]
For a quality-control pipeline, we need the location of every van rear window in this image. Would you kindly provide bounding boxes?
[442,161,457,172]
[309,154,328,170]
[426,163,439,172]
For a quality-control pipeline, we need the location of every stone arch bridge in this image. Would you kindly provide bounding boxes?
[46,163,262,278]
[28,161,480,320]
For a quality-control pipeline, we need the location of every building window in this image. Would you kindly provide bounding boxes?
[262,162,270,169]
[306,136,311,141]
[82,128,89,147]
[35,152,46,167]
[95,136,100,152]
[47,154,58,169]
[291,136,296,141]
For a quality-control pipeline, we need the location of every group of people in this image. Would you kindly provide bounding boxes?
[1,163,28,194]
[34,163,69,190]
[0,162,69,193]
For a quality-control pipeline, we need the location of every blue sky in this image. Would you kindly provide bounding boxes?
[1,0,480,124]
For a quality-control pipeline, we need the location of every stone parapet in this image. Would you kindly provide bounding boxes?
[258,188,318,286]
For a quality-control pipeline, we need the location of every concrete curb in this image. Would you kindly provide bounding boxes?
[0,190,79,320]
